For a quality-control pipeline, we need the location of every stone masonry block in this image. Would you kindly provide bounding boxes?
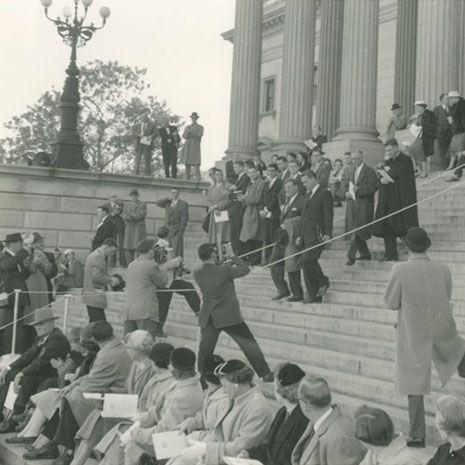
[58,231,93,249]
[24,178,96,198]
[0,211,25,228]
[25,212,92,231]
[0,193,59,212]
[61,197,103,214]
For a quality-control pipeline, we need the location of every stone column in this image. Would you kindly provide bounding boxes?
[415,0,461,107]
[324,0,384,166]
[393,0,417,113]
[224,0,263,159]
[316,0,344,141]
[276,0,316,152]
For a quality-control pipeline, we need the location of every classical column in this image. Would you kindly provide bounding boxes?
[393,0,417,113]
[224,0,263,159]
[316,0,344,141]
[415,0,461,107]
[325,0,384,166]
[276,0,316,152]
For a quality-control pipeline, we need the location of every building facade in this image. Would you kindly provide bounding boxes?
[222,0,465,166]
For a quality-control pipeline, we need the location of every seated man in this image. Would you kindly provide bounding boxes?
[0,307,70,433]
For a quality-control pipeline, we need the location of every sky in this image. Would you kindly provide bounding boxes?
[0,0,235,169]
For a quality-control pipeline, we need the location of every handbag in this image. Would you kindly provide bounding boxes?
[202,212,210,233]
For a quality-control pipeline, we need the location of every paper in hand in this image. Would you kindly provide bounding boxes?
[409,125,421,138]
[214,210,229,223]
[304,139,317,150]
[377,169,394,183]
[101,394,138,419]
[152,431,188,459]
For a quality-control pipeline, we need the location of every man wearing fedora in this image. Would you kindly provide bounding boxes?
[385,103,407,141]
[181,112,204,181]
[122,188,147,265]
[384,227,465,448]
[0,307,70,432]
[0,232,30,355]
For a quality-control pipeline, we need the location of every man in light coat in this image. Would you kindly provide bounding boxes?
[81,238,118,322]
[123,189,147,264]
[383,227,465,448]
[181,112,204,181]
[123,239,168,337]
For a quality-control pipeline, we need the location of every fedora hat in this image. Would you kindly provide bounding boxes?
[390,103,401,110]
[31,307,58,326]
[190,112,199,119]
[414,100,427,106]
[448,90,461,98]
[4,233,22,243]
[404,227,431,252]
[129,188,139,196]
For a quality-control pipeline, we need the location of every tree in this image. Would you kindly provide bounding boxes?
[0,60,182,175]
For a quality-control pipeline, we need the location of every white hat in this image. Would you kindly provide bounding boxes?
[414,100,427,106]
[63,249,74,256]
[448,90,460,98]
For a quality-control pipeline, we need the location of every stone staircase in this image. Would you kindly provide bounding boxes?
[50,176,465,447]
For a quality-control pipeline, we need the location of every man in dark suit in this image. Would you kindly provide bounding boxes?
[156,189,189,258]
[227,160,250,256]
[300,170,333,303]
[225,153,239,185]
[250,363,308,465]
[346,151,379,265]
[311,149,331,187]
[91,205,116,251]
[0,307,70,430]
[279,160,304,206]
[194,244,271,379]
[159,122,181,178]
[134,111,157,176]
[260,163,282,264]
[433,93,452,169]
[0,233,30,355]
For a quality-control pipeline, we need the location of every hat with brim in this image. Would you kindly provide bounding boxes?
[4,233,22,243]
[31,307,58,326]
[129,188,139,196]
[190,112,199,119]
[214,359,247,376]
[277,363,306,387]
[448,90,461,98]
[391,103,401,111]
[404,227,431,252]
[414,100,427,106]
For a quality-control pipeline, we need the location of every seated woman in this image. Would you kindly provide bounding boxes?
[426,395,465,465]
[71,330,157,465]
[177,359,274,465]
[121,347,204,465]
[355,405,421,465]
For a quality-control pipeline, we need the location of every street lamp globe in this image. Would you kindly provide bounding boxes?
[99,6,111,19]
[82,0,93,7]
[63,6,72,18]
[40,0,53,7]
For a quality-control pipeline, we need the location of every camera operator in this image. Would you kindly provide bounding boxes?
[154,226,200,337]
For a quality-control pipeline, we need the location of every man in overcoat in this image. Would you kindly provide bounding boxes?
[123,189,147,264]
[374,140,418,261]
[346,151,379,265]
[156,188,189,258]
[383,227,465,448]
[181,112,204,181]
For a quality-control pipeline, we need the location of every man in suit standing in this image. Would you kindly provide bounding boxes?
[194,244,271,380]
[260,163,282,264]
[0,233,30,355]
[346,151,379,265]
[225,152,239,185]
[300,170,333,304]
[227,160,250,256]
[159,119,181,178]
[81,238,119,322]
[311,149,331,187]
[434,93,452,169]
[156,188,189,258]
[277,156,290,183]
[134,111,157,176]
[91,205,116,251]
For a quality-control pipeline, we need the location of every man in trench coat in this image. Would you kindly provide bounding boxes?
[123,189,147,264]
[383,227,465,447]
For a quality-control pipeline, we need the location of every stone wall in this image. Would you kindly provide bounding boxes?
[0,165,209,261]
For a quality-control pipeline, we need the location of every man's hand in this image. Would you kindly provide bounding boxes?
[0,368,9,385]
[237,193,244,201]
[13,372,23,393]
[345,192,352,199]
[296,237,302,246]
[447,116,453,124]
[322,235,331,242]
[229,184,237,191]
[380,178,391,185]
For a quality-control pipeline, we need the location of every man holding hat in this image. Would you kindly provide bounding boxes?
[181,112,204,181]
[122,189,147,264]
[0,232,30,355]
[384,227,465,448]
[385,103,407,141]
[0,307,70,432]
[445,90,465,181]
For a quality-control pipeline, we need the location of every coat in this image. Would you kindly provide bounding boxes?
[159,126,181,154]
[207,182,231,244]
[281,193,305,223]
[123,256,168,322]
[251,405,309,465]
[92,216,116,251]
[280,217,303,273]
[134,120,157,151]
[420,109,437,156]
[205,387,274,465]
[383,255,465,395]
[240,179,265,242]
[292,406,355,465]
[81,247,112,309]
[301,187,333,261]
[350,164,379,241]
[360,433,422,465]
[181,123,204,165]
[279,174,305,206]
[314,160,331,187]
[449,97,465,135]
[262,178,282,221]
[386,113,408,140]
[373,152,418,238]
[123,200,147,250]
[194,260,249,329]
[434,105,451,135]
[228,172,250,220]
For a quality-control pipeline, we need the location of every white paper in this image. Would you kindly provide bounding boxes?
[409,125,421,138]
[223,458,264,465]
[377,169,394,183]
[152,431,188,459]
[101,393,138,419]
[214,210,229,223]
[348,181,356,200]
[304,138,317,150]
[140,136,152,145]
[5,382,17,410]
[83,392,104,400]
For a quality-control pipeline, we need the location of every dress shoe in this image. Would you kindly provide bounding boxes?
[316,283,330,298]
[302,297,322,304]
[25,444,38,453]
[287,296,303,302]
[0,420,17,434]
[51,451,74,465]
[5,435,36,445]
[382,256,398,262]
[346,258,355,266]
[271,292,290,301]
[23,442,59,460]
[359,255,371,261]
[11,411,29,424]
[406,437,425,448]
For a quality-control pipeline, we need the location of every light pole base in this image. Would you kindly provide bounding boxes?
[55,142,89,170]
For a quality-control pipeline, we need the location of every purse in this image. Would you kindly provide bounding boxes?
[202,212,211,233]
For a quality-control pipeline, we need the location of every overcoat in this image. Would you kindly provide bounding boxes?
[207,182,231,244]
[123,200,147,250]
[181,123,204,165]
[384,256,465,395]
[282,217,303,273]
[92,216,116,251]
[239,179,265,242]
[81,247,111,309]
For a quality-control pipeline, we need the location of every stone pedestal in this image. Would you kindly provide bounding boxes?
[316,0,344,141]
[324,0,384,166]
[224,0,263,159]
[275,0,316,153]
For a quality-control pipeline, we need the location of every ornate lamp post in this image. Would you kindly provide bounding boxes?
[40,0,110,169]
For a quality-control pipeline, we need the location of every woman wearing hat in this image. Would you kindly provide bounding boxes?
[385,103,408,141]
[383,227,465,448]
[181,112,204,181]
